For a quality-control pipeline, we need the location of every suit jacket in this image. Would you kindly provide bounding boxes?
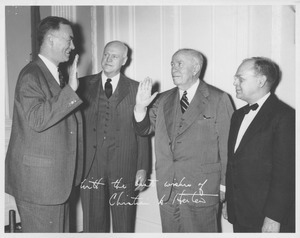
[134,81,233,206]
[226,94,295,230]
[78,73,149,183]
[5,57,83,205]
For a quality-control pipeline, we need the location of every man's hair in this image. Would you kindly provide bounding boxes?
[104,40,128,58]
[247,57,279,87]
[37,16,72,47]
[175,48,204,66]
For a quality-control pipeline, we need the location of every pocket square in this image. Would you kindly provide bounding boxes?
[203,115,212,119]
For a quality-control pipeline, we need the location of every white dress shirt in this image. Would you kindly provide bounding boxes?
[234,92,271,152]
[38,54,60,85]
[179,79,199,103]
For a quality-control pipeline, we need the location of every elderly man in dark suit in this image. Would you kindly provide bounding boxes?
[78,41,149,232]
[5,16,83,232]
[133,48,234,232]
[223,57,295,232]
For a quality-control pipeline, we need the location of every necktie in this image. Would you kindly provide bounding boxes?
[180,91,189,113]
[105,78,112,99]
[58,68,66,88]
[243,103,259,114]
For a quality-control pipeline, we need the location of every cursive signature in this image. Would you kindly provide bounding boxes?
[109,192,150,206]
[172,179,219,204]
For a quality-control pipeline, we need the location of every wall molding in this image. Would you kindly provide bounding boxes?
[271,6,282,63]
[128,6,136,79]
[91,6,98,74]
[51,6,76,22]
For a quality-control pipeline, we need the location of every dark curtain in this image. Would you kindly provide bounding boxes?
[31,6,40,61]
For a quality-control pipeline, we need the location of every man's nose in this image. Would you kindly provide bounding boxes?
[107,55,113,62]
[172,66,178,73]
[70,40,75,50]
[233,78,238,86]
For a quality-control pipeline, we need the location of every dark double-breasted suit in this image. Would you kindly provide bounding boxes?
[226,94,295,232]
[5,57,83,206]
[78,73,149,232]
[134,80,233,231]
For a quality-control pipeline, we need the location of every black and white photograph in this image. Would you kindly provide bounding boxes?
[2,0,299,237]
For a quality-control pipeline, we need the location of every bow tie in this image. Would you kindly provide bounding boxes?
[243,103,259,114]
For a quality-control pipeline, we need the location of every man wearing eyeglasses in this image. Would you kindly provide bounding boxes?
[5,16,83,232]
[223,57,295,233]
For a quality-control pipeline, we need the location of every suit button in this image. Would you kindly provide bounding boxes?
[93,128,96,131]
[93,145,96,149]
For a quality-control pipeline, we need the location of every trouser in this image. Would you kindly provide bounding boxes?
[81,142,137,232]
[81,177,137,232]
[159,188,219,232]
[15,199,69,233]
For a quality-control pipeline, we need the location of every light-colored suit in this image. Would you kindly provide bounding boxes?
[134,80,233,231]
[5,57,83,206]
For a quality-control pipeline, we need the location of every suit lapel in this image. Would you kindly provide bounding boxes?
[163,88,179,141]
[235,94,277,154]
[177,81,208,136]
[115,74,130,107]
[229,110,245,156]
[87,73,102,101]
[36,58,61,95]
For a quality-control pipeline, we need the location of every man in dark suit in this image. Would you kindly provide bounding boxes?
[133,48,233,232]
[5,16,83,232]
[223,57,295,232]
[78,41,149,232]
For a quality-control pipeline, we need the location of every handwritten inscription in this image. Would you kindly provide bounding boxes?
[109,192,150,206]
[80,177,219,206]
[80,178,105,189]
[164,177,191,188]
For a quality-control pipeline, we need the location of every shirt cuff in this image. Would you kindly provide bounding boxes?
[220,185,226,193]
[134,106,147,122]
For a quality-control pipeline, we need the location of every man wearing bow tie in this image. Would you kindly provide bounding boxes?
[223,57,295,232]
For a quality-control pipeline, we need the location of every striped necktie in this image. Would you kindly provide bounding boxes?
[58,68,66,88]
[180,91,189,113]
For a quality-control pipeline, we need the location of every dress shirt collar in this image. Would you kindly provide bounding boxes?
[101,71,120,93]
[38,54,60,84]
[179,79,200,103]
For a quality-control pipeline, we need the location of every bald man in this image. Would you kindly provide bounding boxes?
[78,41,149,232]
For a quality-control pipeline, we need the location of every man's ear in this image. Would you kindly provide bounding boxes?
[258,75,267,88]
[122,56,128,66]
[46,34,54,47]
[193,64,201,76]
